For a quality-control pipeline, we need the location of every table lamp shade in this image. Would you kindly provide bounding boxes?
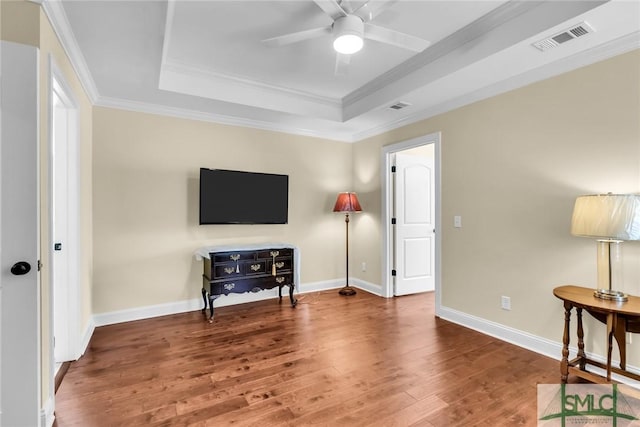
[571,194,640,241]
[333,192,362,213]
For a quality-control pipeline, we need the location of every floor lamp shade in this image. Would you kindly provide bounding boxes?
[333,192,362,213]
[333,192,362,296]
[571,194,640,301]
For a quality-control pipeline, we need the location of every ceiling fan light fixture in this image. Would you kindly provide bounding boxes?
[333,15,364,54]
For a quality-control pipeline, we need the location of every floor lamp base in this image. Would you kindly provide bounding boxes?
[339,286,357,296]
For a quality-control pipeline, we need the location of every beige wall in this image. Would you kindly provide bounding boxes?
[0,0,39,47]
[353,49,640,362]
[92,107,352,313]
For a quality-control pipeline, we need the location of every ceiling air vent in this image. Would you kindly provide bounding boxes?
[532,22,594,52]
[388,102,411,111]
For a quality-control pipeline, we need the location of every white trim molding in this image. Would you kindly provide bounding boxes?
[41,0,99,103]
[438,305,640,387]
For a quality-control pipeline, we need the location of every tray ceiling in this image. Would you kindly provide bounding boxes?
[46,0,640,141]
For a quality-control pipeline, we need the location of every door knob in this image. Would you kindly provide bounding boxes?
[10,261,31,276]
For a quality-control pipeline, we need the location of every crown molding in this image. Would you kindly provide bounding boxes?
[41,0,100,104]
[95,96,355,143]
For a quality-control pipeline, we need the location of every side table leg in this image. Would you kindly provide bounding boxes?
[201,287,208,313]
[576,307,586,370]
[606,313,616,381]
[614,316,627,370]
[561,301,572,383]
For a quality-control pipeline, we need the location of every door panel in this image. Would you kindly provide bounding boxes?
[394,152,435,296]
[0,41,40,426]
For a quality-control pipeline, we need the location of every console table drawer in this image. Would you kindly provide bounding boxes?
[212,251,255,263]
[257,248,293,259]
[205,274,293,296]
[212,260,267,278]
[269,257,292,273]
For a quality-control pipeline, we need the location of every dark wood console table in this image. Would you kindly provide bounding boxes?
[553,285,640,383]
[196,244,298,321]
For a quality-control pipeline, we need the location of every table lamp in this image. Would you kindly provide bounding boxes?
[333,192,362,296]
[571,193,640,301]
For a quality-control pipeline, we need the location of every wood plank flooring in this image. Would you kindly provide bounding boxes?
[54,290,562,426]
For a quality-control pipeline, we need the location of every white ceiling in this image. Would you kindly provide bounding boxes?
[44,0,640,142]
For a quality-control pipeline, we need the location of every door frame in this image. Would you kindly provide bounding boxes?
[48,54,81,370]
[381,133,442,312]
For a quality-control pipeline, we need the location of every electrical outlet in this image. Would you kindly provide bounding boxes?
[361,262,367,272]
[501,296,511,311]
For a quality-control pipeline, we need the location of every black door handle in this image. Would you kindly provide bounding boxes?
[10,261,31,276]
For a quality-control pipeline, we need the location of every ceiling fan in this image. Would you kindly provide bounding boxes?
[261,0,431,74]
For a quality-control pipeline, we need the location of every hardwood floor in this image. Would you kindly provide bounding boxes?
[54,290,562,426]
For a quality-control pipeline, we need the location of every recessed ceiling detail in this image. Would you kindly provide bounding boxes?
[44,0,640,141]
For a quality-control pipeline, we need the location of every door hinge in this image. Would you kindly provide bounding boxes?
[391,166,396,173]
[391,269,397,276]
[391,218,396,225]
[37,260,42,271]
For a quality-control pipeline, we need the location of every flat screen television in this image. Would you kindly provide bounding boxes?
[199,168,289,224]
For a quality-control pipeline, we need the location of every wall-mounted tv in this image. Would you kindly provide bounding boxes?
[199,168,289,225]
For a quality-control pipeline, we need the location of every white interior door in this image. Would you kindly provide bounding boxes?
[50,59,81,367]
[0,41,41,426]
[393,152,435,296]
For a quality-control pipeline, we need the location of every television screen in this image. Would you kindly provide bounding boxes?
[199,168,289,224]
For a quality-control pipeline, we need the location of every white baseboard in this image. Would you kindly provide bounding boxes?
[351,278,383,296]
[40,396,54,427]
[78,317,95,356]
[438,305,640,386]
[93,279,348,327]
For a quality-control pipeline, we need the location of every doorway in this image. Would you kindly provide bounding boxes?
[49,57,81,372]
[381,133,442,310]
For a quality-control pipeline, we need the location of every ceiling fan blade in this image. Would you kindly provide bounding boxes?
[363,23,430,52]
[313,0,348,21]
[353,0,398,22]
[334,53,351,75]
[338,0,355,14]
[262,26,331,47]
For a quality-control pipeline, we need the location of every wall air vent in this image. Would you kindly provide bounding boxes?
[388,102,411,110]
[532,22,594,52]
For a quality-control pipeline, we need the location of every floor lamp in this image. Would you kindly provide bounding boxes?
[571,193,640,301]
[333,192,362,296]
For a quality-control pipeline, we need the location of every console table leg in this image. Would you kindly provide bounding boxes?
[561,301,572,383]
[576,307,586,370]
[208,295,220,323]
[289,284,297,307]
[201,288,208,313]
[278,284,282,301]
